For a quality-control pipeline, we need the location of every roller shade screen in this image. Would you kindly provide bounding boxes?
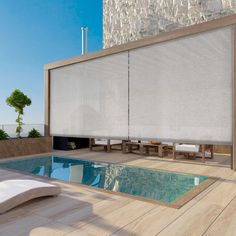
[129,27,233,144]
[50,52,129,139]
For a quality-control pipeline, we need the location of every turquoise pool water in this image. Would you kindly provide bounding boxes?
[0,156,208,203]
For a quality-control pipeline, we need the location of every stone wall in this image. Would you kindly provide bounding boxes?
[103,0,236,48]
[0,137,52,159]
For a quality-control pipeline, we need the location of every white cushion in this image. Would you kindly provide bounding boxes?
[95,139,121,145]
[141,140,149,144]
[95,138,106,142]
[130,140,139,143]
[175,144,200,152]
[0,179,56,203]
[162,142,173,145]
[110,140,122,145]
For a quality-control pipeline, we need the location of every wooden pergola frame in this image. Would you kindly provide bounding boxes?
[44,14,236,171]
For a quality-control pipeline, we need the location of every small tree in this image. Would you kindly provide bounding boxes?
[6,89,31,138]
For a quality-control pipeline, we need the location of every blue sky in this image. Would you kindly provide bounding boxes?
[0,0,102,124]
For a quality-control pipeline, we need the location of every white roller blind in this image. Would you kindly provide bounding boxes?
[129,27,233,143]
[50,52,129,139]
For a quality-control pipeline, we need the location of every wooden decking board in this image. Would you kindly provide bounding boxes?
[0,212,52,236]
[55,195,133,228]
[112,206,177,236]
[29,195,98,220]
[76,200,156,236]
[156,176,236,236]
[29,222,77,236]
[28,186,126,221]
[0,149,235,236]
[203,195,236,236]
[113,174,222,236]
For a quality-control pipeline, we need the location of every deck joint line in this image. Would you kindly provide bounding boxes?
[155,179,222,235]
[109,205,158,235]
[201,192,236,236]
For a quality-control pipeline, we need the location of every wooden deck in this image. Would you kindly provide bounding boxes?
[0,149,235,236]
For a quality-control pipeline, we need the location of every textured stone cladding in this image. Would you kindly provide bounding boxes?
[0,137,52,159]
[103,0,236,48]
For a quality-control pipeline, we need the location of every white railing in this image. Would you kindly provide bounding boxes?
[0,124,45,138]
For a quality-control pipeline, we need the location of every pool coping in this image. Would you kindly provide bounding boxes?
[0,154,219,209]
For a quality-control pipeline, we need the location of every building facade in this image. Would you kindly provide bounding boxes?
[103,0,236,48]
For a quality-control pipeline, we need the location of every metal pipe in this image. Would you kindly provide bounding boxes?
[81,26,88,55]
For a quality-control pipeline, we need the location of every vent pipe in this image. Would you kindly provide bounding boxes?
[81,26,88,55]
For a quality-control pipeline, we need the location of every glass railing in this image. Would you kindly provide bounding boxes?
[0,124,45,138]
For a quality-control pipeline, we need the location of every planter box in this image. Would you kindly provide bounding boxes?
[0,137,52,159]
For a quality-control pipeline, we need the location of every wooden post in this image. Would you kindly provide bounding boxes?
[202,145,205,163]
[44,69,50,137]
[211,145,214,159]
[173,143,176,160]
[122,140,126,153]
[107,139,111,152]
[232,25,236,171]
[89,138,94,151]
[128,143,132,153]
[139,144,144,155]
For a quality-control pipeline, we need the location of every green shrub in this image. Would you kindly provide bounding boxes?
[0,129,9,140]
[28,128,41,138]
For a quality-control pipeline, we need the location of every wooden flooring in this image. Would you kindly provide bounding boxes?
[0,149,235,236]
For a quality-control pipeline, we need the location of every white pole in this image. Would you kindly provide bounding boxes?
[81,27,85,55]
[81,26,88,55]
[85,27,88,54]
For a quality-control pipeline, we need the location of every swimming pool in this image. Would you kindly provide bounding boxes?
[0,156,215,207]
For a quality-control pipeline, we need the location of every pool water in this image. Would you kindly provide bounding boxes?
[0,156,208,203]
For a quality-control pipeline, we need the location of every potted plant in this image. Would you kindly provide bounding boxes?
[0,90,52,158]
[6,89,31,138]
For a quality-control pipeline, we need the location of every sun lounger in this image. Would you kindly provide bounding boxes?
[0,179,61,214]
[89,138,123,152]
[122,140,141,154]
[142,141,174,157]
[173,143,214,162]
[123,140,174,157]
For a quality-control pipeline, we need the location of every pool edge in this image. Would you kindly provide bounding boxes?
[0,155,220,209]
